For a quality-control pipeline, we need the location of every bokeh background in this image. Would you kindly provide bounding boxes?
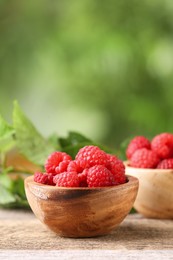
[1,0,173,150]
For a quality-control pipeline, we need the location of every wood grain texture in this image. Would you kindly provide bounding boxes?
[24,175,138,238]
[1,250,173,260]
[0,209,173,250]
[125,164,173,219]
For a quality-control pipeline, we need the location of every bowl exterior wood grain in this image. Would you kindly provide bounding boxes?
[25,175,138,238]
[125,164,173,219]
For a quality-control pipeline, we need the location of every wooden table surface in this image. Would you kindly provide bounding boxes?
[0,209,173,259]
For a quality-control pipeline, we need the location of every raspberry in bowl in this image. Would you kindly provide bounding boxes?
[25,145,139,238]
[125,133,173,219]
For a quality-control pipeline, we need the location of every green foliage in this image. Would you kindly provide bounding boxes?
[0,185,16,205]
[59,131,92,158]
[0,115,15,152]
[13,101,55,166]
[0,116,14,141]
[0,102,58,209]
[0,169,29,208]
[59,131,114,158]
[59,131,92,148]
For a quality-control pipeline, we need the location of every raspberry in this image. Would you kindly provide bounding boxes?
[67,160,83,173]
[34,172,54,185]
[130,148,160,168]
[45,151,72,175]
[53,172,79,187]
[67,161,88,186]
[126,136,151,159]
[106,154,126,184]
[39,145,127,187]
[55,160,71,174]
[78,169,88,187]
[151,133,173,159]
[75,145,107,170]
[87,165,115,187]
[157,158,173,169]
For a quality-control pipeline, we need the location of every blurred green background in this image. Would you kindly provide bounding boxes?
[1,0,173,149]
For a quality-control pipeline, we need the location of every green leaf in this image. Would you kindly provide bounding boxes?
[0,171,13,190]
[0,115,15,152]
[61,141,94,158]
[59,131,115,158]
[0,184,16,205]
[0,170,29,208]
[13,101,55,165]
[0,115,14,139]
[59,131,92,148]
[47,133,60,150]
[129,207,137,214]
[11,197,30,209]
[0,197,30,209]
[12,176,26,200]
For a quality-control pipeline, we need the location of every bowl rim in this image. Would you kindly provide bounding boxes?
[24,174,139,191]
[124,161,173,174]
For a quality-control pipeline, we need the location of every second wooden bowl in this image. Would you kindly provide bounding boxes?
[24,175,138,238]
[125,163,173,219]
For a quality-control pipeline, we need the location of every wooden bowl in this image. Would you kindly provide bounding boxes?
[24,175,138,238]
[125,163,173,219]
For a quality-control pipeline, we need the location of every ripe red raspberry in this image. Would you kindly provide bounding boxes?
[106,154,126,184]
[126,136,151,159]
[45,151,72,175]
[34,172,54,185]
[75,145,107,170]
[157,158,173,169]
[53,172,79,187]
[67,160,83,173]
[151,133,173,159]
[67,161,88,186]
[87,165,115,187]
[130,148,160,168]
[55,160,71,174]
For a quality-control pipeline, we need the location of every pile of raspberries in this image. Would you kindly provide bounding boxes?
[34,145,126,187]
[126,132,173,169]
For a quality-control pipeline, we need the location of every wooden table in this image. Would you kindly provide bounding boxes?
[0,209,173,259]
